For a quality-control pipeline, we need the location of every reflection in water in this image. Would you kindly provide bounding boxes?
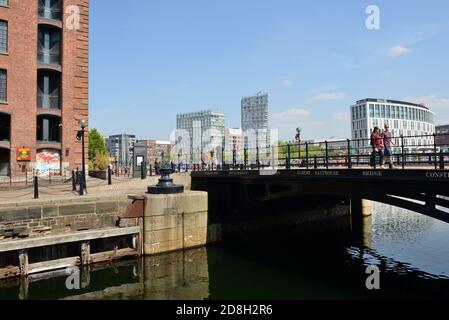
[1,204,449,300]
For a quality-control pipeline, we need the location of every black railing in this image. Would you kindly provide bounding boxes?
[188,133,449,171]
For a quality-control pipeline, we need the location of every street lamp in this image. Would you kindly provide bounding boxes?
[76,119,87,195]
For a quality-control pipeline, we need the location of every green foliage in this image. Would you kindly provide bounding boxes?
[88,129,107,161]
[89,151,111,171]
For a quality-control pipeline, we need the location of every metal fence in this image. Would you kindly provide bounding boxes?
[188,132,449,171]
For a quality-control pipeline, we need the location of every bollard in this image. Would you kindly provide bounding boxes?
[141,161,145,180]
[72,170,76,191]
[34,176,39,199]
[108,166,112,185]
[79,171,84,196]
[150,165,153,176]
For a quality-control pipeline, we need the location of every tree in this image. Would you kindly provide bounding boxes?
[88,129,107,161]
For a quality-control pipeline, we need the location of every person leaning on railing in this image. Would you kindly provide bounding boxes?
[370,127,385,169]
[383,124,396,169]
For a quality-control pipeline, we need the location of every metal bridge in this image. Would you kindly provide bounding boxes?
[190,133,449,224]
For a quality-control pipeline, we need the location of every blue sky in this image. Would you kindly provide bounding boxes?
[89,0,449,141]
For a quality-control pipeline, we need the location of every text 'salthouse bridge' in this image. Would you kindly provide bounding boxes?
[191,133,449,224]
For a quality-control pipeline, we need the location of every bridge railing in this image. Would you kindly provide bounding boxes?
[187,132,449,171]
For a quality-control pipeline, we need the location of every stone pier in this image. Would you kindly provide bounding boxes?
[143,191,208,255]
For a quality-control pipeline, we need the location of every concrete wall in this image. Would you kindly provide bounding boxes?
[0,196,132,238]
[143,191,208,255]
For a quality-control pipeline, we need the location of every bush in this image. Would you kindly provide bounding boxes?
[90,151,111,171]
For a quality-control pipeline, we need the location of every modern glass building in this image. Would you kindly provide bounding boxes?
[106,134,136,167]
[241,93,270,149]
[176,110,225,157]
[350,99,435,152]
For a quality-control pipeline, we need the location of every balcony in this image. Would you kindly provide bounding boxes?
[37,115,61,143]
[37,70,61,110]
[38,0,62,21]
[38,26,61,66]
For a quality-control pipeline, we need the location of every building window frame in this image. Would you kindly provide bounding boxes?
[0,20,8,54]
[0,69,6,103]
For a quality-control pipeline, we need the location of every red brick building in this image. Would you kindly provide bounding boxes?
[0,0,89,180]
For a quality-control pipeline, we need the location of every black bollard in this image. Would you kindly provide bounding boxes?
[108,166,112,185]
[72,170,76,191]
[34,176,39,199]
[141,161,145,180]
[79,171,84,196]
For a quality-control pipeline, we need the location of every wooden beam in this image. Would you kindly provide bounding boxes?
[81,241,90,266]
[89,248,137,264]
[28,257,81,275]
[0,227,139,252]
[0,266,20,280]
[19,250,28,277]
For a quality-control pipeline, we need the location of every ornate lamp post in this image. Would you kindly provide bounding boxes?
[148,151,184,194]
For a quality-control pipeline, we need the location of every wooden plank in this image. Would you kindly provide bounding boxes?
[28,257,81,275]
[0,226,140,252]
[28,269,69,283]
[0,266,20,280]
[89,248,138,264]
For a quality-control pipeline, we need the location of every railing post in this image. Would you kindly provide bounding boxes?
[347,139,352,169]
[401,135,405,169]
[256,146,260,169]
[287,144,291,170]
[34,176,39,199]
[244,148,248,170]
[298,141,301,160]
[306,142,309,169]
[325,141,329,169]
[314,155,317,169]
[433,133,438,170]
[440,150,445,170]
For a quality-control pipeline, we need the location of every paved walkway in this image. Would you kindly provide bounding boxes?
[0,173,192,205]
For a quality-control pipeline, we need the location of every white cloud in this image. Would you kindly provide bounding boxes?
[388,45,412,58]
[404,95,449,109]
[280,80,294,88]
[334,112,349,123]
[308,91,345,103]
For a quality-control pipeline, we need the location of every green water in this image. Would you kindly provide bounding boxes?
[1,203,449,300]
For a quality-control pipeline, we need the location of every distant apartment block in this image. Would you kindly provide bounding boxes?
[106,134,136,167]
[225,128,243,151]
[176,110,225,155]
[436,125,449,148]
[350,98,435,152]
[241,92,270,148]
[138,140,172,164]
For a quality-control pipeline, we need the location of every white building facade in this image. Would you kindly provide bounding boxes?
[176,110,225,159]
[351,99,435,152]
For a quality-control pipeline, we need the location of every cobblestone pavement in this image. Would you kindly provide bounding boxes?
[0,173,192,205]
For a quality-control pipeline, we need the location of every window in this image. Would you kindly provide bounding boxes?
[0,69,6,102]
[369,105,374,118]
[0,0,8,7]
[38,26,61,64]
[0,20,7,54]
[38,0,62,20]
